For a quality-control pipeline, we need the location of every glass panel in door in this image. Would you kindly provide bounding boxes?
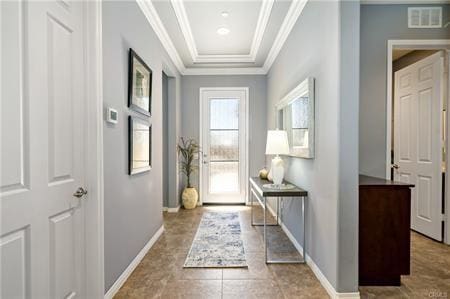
[209,99,240,194]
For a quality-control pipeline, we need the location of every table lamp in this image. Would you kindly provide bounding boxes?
[265,130,290,185]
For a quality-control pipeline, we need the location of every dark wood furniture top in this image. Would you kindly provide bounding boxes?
[250,177,307,197]
[359,174,414,286]
[359,175,415,188]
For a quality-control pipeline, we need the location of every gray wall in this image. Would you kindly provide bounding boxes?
[360,4,450,178]
[167,76,181,208]
[266,0,359,292]
[102,1,181,292]
[180,75,267,201]
[162,72,169,207]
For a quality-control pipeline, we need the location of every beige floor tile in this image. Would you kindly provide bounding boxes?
[113,206,450,299]
[222,279,284,299]
[223,252,273,280]
[160,279,222,299]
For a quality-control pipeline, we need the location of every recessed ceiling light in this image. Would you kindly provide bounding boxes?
[217,27,230,35]
[221,11,229,18]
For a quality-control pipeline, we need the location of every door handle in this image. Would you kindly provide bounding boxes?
[73,187,88,198]
[391,164,399,169]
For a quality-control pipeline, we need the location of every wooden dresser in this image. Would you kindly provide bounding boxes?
[359,175,414,286]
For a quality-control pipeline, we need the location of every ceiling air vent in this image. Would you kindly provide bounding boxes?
[408,7,442,28]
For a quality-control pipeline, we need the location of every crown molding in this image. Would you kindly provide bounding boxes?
[249,0,275,59]
[136,0,186,73]
[263,0,308,72]
[170,0,274,64]
[183,67,267,76]
[170,0,199,59]
[137,0,308,76]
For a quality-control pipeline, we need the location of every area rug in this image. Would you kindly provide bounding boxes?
[183,212,247,268]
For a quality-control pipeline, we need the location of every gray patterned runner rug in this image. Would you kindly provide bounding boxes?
[184,212,247,268]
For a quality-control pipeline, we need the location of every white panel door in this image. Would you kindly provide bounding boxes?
[394,51,444,241]
[1,1,86,298]
[200,88,248,204]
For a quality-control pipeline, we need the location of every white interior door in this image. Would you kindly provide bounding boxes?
[200,88,248,204]
[1,1,87,298]
[394,51,445,241]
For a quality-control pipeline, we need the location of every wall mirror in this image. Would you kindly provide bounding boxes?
[276,77,315,159]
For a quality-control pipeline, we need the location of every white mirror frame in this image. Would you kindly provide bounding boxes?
[276,77,315,159]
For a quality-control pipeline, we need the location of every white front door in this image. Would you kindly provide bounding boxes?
[1,1,87,298]
[394,51,445,241]
[200,88,248,204]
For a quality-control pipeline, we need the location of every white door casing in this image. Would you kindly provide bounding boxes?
[199,88,248,204]
[1,1,87,298]
[394,51,444,241]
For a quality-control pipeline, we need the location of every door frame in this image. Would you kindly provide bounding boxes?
[385,39,450,244]
[83,1,105,297]
[198,87,249,205]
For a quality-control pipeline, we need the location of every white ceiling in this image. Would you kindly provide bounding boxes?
[146,0,306,75]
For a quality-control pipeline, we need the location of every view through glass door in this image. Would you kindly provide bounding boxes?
[200,88,248,204]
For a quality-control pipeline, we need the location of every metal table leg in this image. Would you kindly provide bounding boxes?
[264,195,267,263]
[302,195,305,263]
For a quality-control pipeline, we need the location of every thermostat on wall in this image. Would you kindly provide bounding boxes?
[106,107,118,124]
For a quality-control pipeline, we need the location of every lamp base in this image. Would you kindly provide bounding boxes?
[270,156,285,185]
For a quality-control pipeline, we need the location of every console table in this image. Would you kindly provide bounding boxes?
[249,177,308,264]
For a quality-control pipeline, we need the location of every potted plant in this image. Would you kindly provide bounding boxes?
[177,137,200,209]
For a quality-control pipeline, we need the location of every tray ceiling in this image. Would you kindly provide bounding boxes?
[140,0,308,74]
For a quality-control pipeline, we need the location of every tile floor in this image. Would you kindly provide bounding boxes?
[114,205,450,299]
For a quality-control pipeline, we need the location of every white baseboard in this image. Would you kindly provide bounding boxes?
[265,204,360,299]
[104,225,164,299]
[162,206,180,213]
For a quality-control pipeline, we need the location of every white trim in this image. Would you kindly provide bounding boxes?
[446,50,450,245]
[162,206,180,212]
[263,0,308,72]
[104,225,165,299]
[183,67,267,76]
[265,206,360,299]
[362,0,449,4]
[84,1,105,298]
[168,206,180,213]
[169,0,274,64]
[199,87,249,205]
[136,0,309,75]
[136,0,186,74]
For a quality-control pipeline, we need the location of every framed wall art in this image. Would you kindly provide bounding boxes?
[129,116,152,175]
[128,48,152,116]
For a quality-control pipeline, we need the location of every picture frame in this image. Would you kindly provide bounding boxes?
[129,116,152,175]
[128,48,152,116]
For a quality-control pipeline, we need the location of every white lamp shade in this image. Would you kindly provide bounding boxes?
[265,130,290,155]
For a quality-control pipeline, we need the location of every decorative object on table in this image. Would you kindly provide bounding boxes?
[258,167,269,179]
[184,212,247,268]
[265,130,290,185]
[128,116,151,175]
[263,183,296,190]
[128,48,152,116]
[276,77,315,158]
[178,137,200,209]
